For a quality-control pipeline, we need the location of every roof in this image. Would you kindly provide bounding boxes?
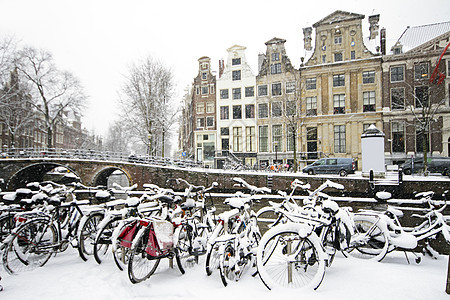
[265,37,286,45]
[313,10,365,28]
[393,21,450,53]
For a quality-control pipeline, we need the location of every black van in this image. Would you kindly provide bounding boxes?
[302,157,357,176]
[401,157,450,176]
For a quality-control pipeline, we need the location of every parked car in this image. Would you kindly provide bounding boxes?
[302,157,357,176]
[401,156,450,176]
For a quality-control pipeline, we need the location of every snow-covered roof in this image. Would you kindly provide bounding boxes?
[393,21,450,53]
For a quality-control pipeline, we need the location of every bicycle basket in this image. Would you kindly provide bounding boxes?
[119,223,138,248]
[146,219,174,256]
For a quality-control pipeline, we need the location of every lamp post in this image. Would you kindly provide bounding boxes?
[274,141,279,164]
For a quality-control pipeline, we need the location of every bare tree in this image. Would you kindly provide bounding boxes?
[104,121,132,153]
[0,37,34,148]
[14,47,86,148]
[118,56,177,157]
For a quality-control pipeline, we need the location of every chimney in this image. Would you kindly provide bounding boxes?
[369,14,380,40]
[218,59,224,78]
[380,28,386,55]
[303,27,313,51]
[258,53,265,73]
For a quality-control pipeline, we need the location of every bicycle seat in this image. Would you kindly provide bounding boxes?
[387,206,403,217]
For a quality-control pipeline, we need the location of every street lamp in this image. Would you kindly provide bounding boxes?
[274,141,279,164]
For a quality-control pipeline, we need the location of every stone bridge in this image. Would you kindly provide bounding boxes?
[0,158,449,201]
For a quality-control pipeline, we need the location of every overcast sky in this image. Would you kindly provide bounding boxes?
[0,0,449,137]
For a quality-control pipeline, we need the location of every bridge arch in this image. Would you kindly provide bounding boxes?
[92,166,132,188]
[7,162,80,190]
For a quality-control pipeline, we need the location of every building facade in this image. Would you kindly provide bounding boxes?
[382,22,450,164]
[256,38,300,169]
[193,57,217,168]
[299,11,384,167]
[215,45,257,169]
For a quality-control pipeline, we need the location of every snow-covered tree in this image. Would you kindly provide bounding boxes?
[0,37,34,148]
[14,46,87,148]
[118,56,177,157]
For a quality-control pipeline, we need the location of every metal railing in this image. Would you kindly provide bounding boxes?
[0,148,204,169]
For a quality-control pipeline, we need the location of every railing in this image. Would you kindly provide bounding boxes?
[0,148,204,169]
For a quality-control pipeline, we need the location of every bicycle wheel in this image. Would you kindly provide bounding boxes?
[128,227,160,284]
[219,241,236,287]
[348,215,389,261]
[205,242,221,276]
[78,212,104,261]
[256,223,326,290]
[319,224,337,267]
[174,223,197,274]
[2,218,57,274]
[256,207,281,234]
[112,220,136,271]
[0,214,15,243]
[94,216,121,264]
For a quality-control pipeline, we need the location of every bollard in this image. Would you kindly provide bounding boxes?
[447,255,450,294]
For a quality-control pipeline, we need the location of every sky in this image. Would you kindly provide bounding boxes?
[0,0,449,138]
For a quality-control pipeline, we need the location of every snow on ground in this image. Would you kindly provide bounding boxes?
[0,247,448,300]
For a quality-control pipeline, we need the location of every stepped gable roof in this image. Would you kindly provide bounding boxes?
[265,37,286,45]
[393,21,450,53]
[313,10,365,28]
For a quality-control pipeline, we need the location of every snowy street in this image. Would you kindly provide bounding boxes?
[0,246,448,300]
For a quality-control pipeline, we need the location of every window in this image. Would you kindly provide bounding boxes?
[206,116,214,127]
[220,89,229,99]
[245,104,255,118]
[334,125,346,153]
[258,85,268,96]
[233,105,242,119]
[270,63,282,74]
[363,71,375,84]
[391,88,405,110]
[333,74,345,87]
[322,55,326,63]
[351,51,355,60]
[210,85,215,94]
[258,103,268,118]
[221,127,229,136]
[307,127,318,159]
[333,94,345,114]
[286,100,296,116]
[196,86,200,95]
[306,78,316,90]
[232,88,241,100]
[232,58,241,65]
[202,86,208,94]
[197,117,205,128]
[286,81,296,94]
[390,66,404,82]
[246,126,256,152]
[233,127,243,152]
[202,72,207,80]
[286,125,295,151]
[306,96,317,116]
[272,125,282,152]
[334,52,343,62]
[245,86,254,97]
[414,63,429,80]
[415,86,429,108]
[259,125,269,152]
[232,70,241,81]
[272,53,280,61]
[363,91,376,112]
[206,102,214,113]
[220,106,229,120]
[334,36,342,44]
[392,122,405,153]
[272,83,282,96]
[272,101,282,117]
[196,103,204,113]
